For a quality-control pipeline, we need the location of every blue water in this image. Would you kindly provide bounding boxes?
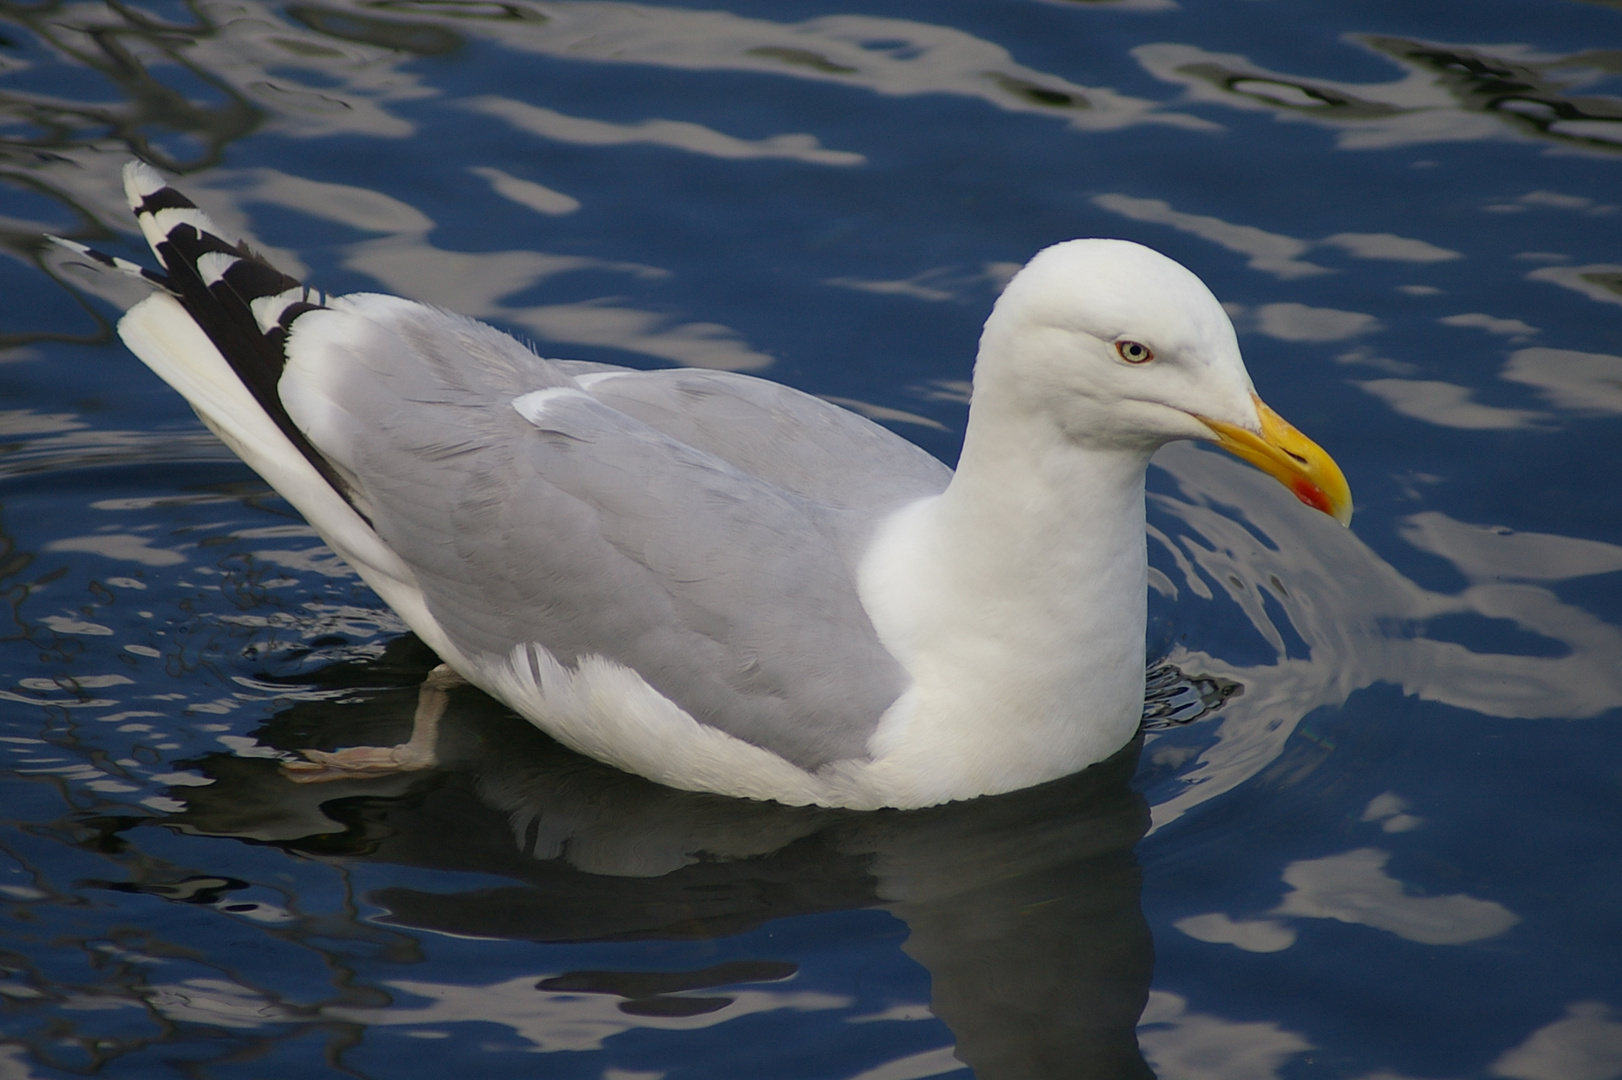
[3,0,1622,1076]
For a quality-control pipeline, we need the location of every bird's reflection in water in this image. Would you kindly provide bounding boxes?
[162,637,1154,1079]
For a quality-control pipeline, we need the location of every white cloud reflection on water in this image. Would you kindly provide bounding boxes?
[1399,512,1622,583]
[1173,912,1297,953]
[44,533,188,567]
[1253,302,1382,342]
[1526,265,1622,308]
[1439,312,1540,339]
[1176,801,1514,954]
[468,167,581,217]
[463,95,866,166]
[1502,347,1622,414]
[1321,233,1463,263]
[1272,847,1518,945]
[1360,792,1424,833]
[1355,378,1549,430]
[1139,992,1313,1080]
[1492,1003,1622,1080]
[1350,343,1622,431]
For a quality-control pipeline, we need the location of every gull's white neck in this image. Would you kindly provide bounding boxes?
[858,381,1153,807]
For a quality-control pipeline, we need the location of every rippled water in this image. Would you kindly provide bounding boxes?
[3,0,1622,1076]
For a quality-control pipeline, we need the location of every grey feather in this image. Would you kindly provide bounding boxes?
[572,367,951,511]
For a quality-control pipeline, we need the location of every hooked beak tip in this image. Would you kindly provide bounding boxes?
[1196,394,1353,526]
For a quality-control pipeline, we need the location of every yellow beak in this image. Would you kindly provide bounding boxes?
[1196,393,1353,526]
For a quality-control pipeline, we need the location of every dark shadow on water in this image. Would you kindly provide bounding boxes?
[147,635,1157,1079]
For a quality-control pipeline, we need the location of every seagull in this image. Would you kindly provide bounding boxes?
[53,161,1349,810]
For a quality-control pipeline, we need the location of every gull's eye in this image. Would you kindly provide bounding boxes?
[1115,340,1154,364]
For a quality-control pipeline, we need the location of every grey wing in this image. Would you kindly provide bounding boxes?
[328,341,953,512]
[281,301,914,770]
[567,367,953,511]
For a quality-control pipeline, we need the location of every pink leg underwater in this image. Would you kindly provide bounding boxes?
[282,664,466,784]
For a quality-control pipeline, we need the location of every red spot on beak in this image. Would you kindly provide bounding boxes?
[1291,478,1332,515]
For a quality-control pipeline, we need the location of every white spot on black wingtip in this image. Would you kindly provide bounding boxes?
[250,287,321,333]
[121,160,169,202]
[149,206,226,244]
[196,251,241,286]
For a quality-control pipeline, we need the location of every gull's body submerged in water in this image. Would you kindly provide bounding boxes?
[60,162,1350,810]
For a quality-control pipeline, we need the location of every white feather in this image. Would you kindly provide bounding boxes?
[513,387,592,423]
[195,252,239,286]
[572,371,632,390]
[121,160,168,200]
[250,287,310,332]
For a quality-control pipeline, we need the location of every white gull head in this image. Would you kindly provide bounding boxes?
[976,239,1260,454]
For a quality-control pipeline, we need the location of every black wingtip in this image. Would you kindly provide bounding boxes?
[118,162,359,514]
